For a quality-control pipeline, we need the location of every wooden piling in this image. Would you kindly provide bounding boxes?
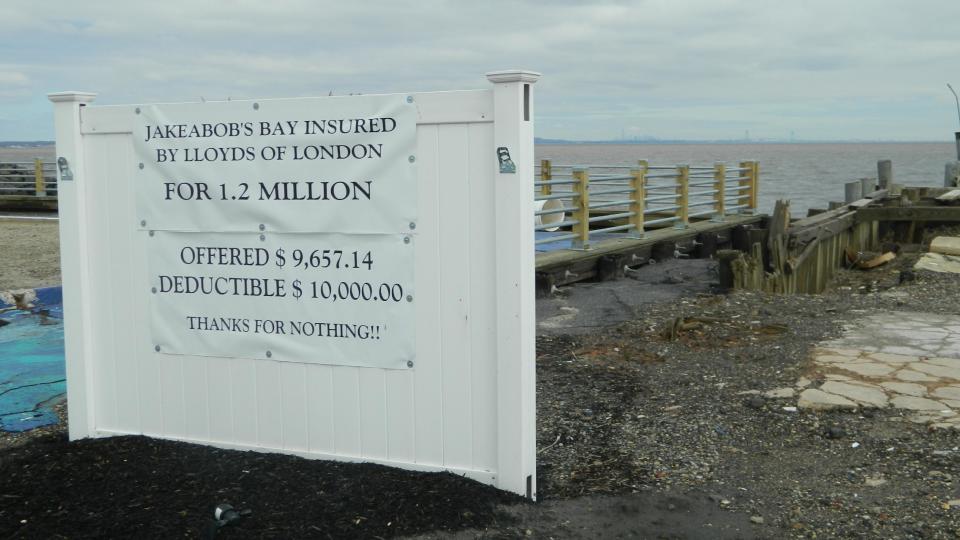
[540,159,552,195]
[675,164,689,228]
[628,161,646,238]
[713,162,726,220]
[877,160,892,189]
[572,168,590,250]
[844,181,861,203]
[946,162,960,188]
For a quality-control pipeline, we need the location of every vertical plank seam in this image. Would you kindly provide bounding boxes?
[100,141,122,429]
[464,124,475,469]
[179,357,187,437]
[328,368,336,455]
[303,365,309,452]
[356,371,362,457]
[434,124,445,466]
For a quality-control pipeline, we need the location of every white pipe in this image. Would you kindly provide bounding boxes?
[534,199,565,232]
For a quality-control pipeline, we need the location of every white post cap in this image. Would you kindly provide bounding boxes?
[48,92,97,104]
[486,70,541,84]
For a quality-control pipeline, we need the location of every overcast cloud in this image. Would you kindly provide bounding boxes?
[2,0,959,141]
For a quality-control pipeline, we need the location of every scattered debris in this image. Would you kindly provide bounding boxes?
[846,248,896,270]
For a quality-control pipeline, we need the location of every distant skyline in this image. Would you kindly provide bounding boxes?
[3,1,960,142]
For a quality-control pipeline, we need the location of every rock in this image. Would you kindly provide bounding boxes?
[864,476,887,487]
[764,387,795,399]
[825,426,845,439]
[745,396,765,410]
[796,377,812,388]
[819,381,889,408]
[890,395,948,411]
[798,389,858,411]
[750,516,765,525]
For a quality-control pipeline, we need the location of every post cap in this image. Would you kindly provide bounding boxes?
[486,70,541,84]
[48,92,97,104]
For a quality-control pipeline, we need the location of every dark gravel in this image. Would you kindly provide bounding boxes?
[0,433,521,538]
[4,229,960,538]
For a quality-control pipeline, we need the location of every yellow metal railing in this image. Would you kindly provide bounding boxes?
[0,160,57,197]
[534,159,759,249]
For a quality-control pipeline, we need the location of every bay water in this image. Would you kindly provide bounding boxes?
[536,142,956,215]
[3,142,956,216]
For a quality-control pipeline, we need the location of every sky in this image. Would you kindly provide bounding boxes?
[3,0,960,142]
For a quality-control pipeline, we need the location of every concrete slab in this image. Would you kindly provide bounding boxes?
[764,387,795,399]
[797,389,858,411]
[834,362,896,378]
[889,395,948,411]
[894,369,940,382]
[931,386,960,401]
[822,312,960,359]
[807,312,960,423]
[880,381,927,397]
[915,252,960,274]
[819,381,888,408]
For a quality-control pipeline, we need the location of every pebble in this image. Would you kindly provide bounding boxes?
[745,396,765,410]
[825,426,846,439]
[750,516,764,524]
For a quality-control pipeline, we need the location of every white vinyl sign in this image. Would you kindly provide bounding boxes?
[134,95,416,233]
[134,95,417,367]
[147,231,414,368]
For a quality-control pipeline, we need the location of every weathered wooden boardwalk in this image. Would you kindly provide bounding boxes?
[536,214,762,293]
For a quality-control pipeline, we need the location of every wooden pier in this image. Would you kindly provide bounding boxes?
[0,159,58,211]
[537,158,960,296]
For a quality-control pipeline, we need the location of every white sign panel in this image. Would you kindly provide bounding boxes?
[133,95,417,367]
[133,95,416,234]
[147,231,414,368]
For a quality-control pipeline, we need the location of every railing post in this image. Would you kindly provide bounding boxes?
[674,164,689,229]
[712,161,725,222]
[540,159,552,196]
[628,160,647,238]
[571,167,590,249]
[34,157,46,197]
[749,160,759,212]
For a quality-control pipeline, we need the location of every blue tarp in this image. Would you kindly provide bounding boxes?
[0,286,65,432]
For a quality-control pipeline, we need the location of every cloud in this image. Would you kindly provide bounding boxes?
[3,0,960,140]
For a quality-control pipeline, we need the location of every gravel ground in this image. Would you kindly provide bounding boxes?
[4,220,960,537]
[0,217,60,291]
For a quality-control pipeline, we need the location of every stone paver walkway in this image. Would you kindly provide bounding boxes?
[791,312,960,430]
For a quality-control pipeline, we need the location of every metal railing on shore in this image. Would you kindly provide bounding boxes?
[0,159,58,197]
[535,159,759,249]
